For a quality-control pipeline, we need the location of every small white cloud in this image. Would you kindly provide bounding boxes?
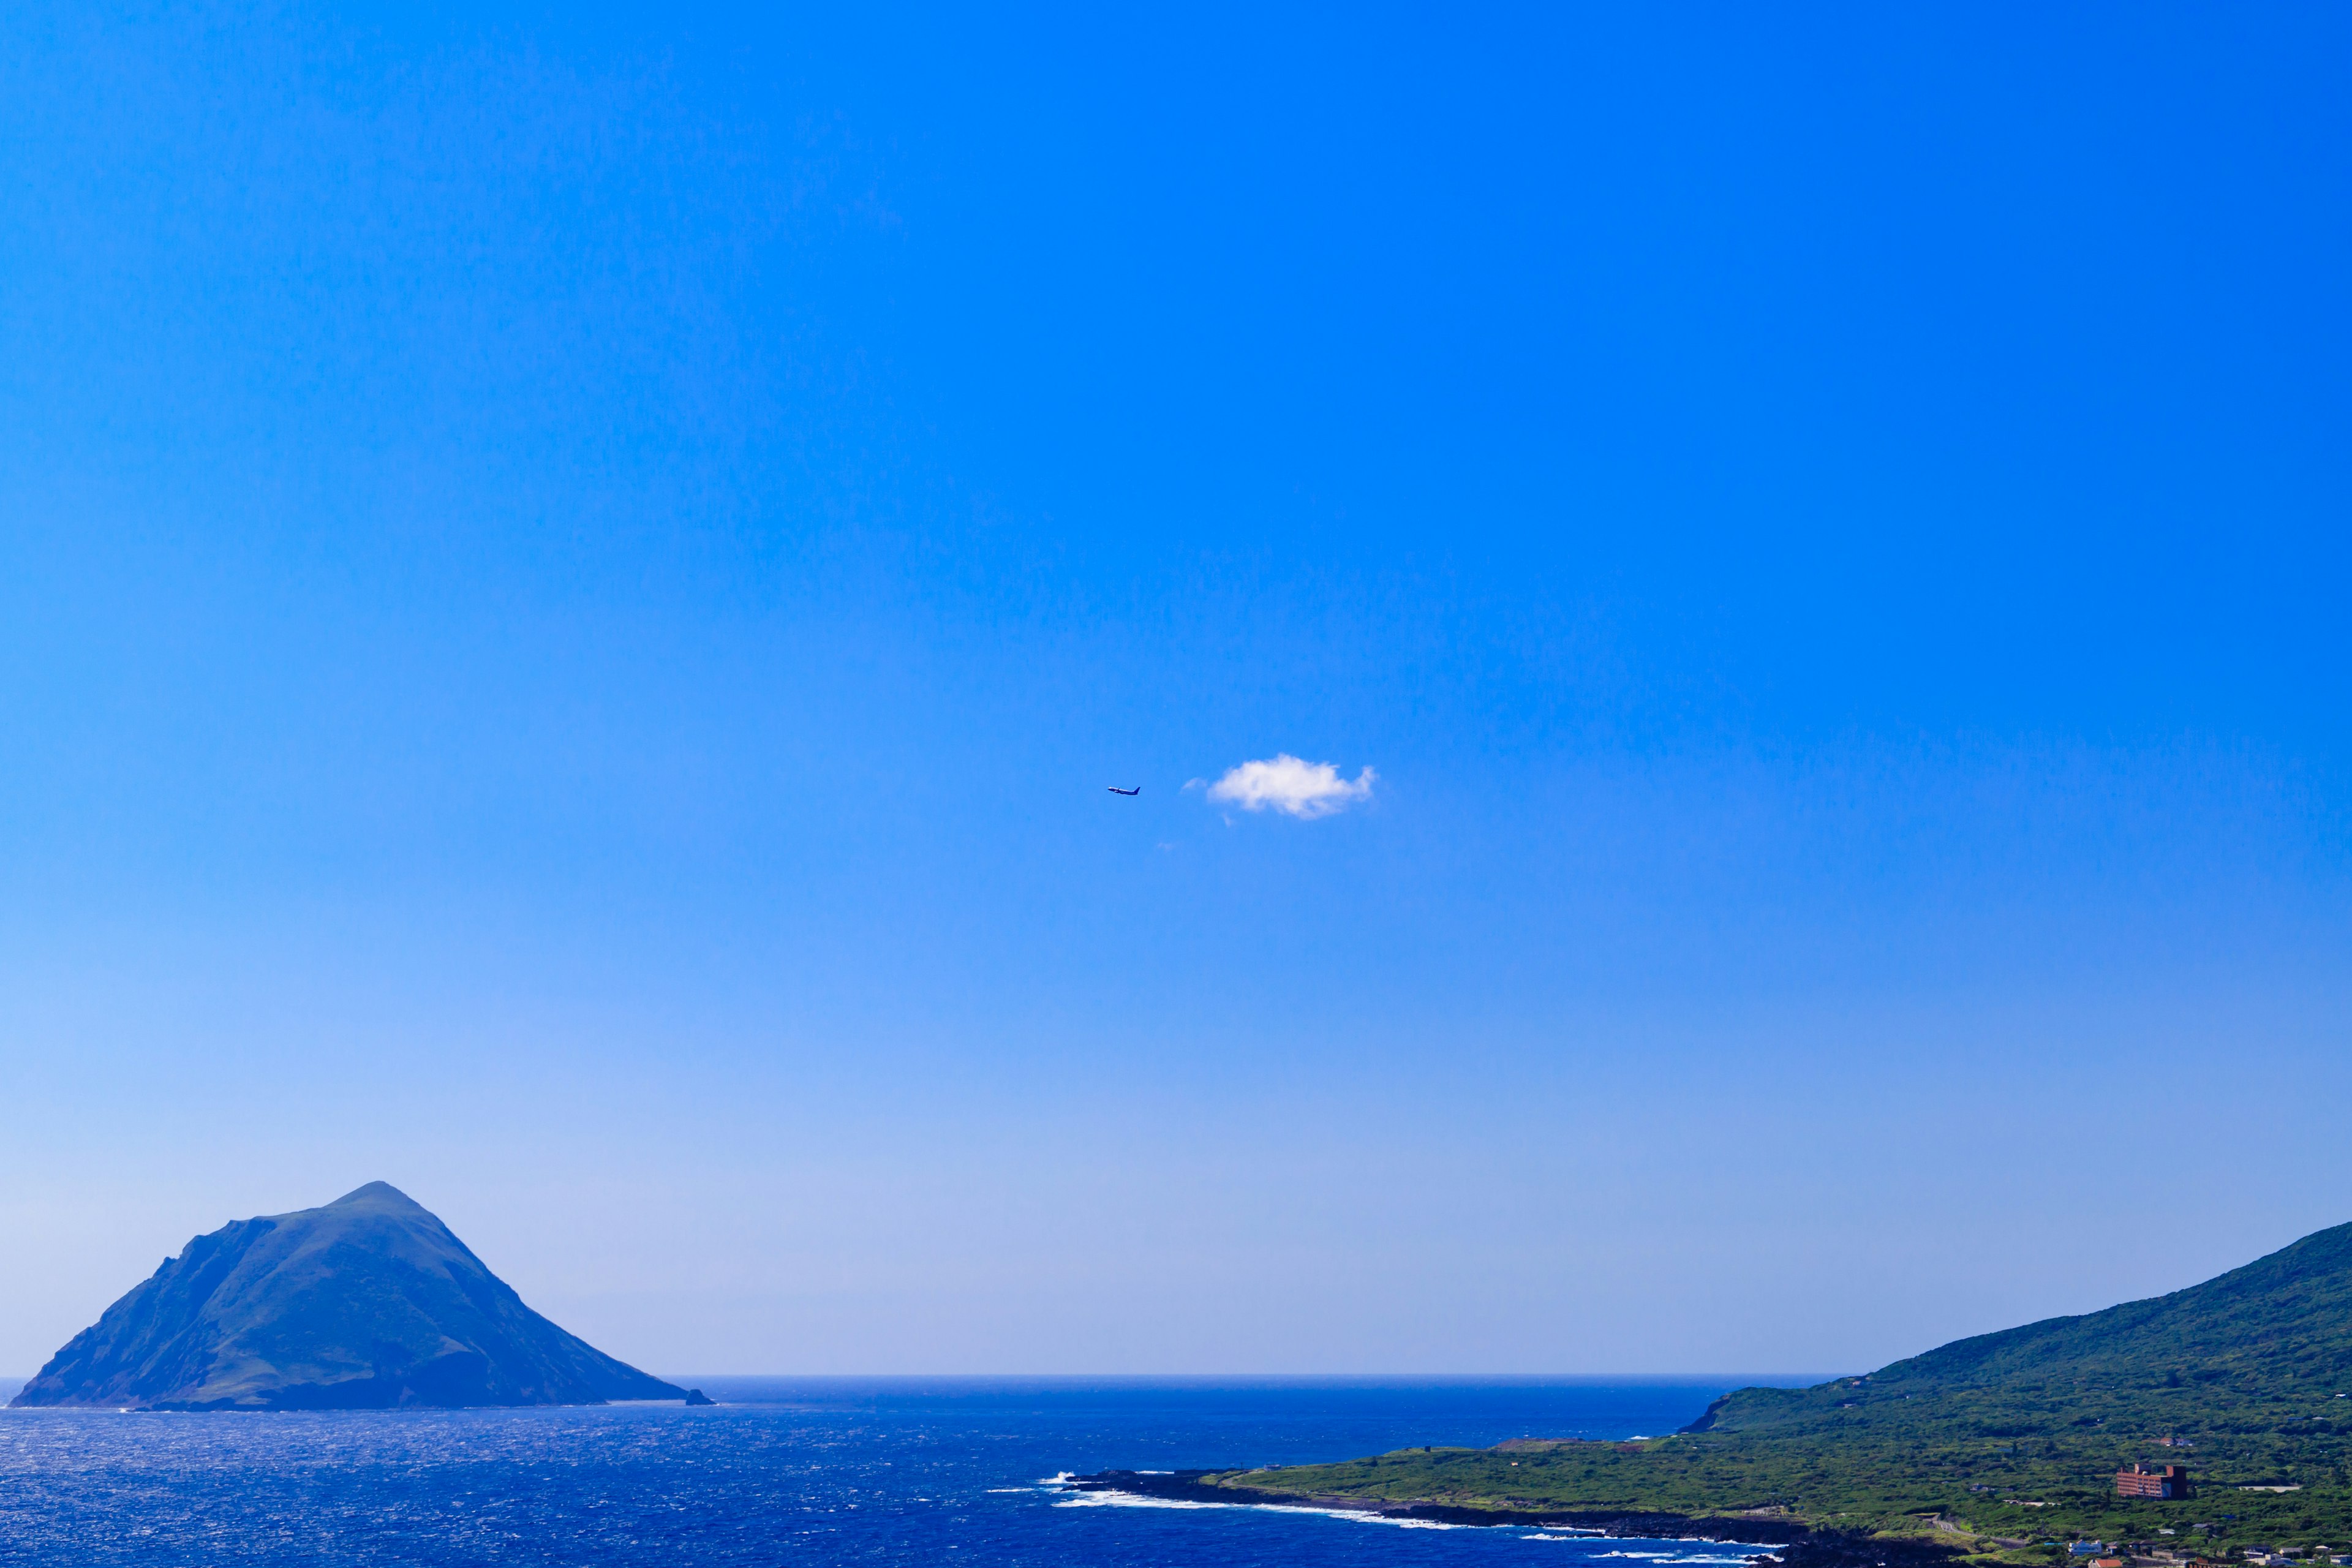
[1204,755,1376,819]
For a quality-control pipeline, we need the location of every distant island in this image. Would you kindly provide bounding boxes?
[10,1182,704,1411]
[1072,1223,2352,1564]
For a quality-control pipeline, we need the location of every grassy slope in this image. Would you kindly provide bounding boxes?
[1208,1223,2352,1555]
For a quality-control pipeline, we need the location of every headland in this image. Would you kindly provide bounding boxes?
[1112,1222,2352,1564]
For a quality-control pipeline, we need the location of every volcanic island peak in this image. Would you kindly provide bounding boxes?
[11,1182,705,1412]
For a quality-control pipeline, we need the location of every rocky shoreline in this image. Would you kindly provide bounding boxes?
[1057,1470,1970,1568]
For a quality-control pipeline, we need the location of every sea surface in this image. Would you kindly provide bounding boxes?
[0,1375,1818,1566]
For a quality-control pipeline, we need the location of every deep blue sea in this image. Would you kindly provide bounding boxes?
[0,1376,1815,1566]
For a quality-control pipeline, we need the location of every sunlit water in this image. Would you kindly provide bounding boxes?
[0,1376,1809,1566]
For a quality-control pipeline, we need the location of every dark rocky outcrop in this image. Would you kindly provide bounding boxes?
[11,1183,687,1411]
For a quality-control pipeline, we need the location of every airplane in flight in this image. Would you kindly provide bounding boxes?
[1106,785,1141,796]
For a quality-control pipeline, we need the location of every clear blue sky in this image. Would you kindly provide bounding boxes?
[3,2,2348,1378]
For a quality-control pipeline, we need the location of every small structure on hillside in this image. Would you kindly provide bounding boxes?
[2118,1464,2192,1500]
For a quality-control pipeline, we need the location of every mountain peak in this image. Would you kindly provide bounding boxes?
[328,1181,423,1210]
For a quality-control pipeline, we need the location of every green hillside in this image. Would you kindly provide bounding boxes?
[1697,1219,2352,1443]
[1204,1224,2352,1556]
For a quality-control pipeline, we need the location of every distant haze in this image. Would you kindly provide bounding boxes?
[2,3,2348,1378]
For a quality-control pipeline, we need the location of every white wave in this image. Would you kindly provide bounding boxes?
[1259,1504,1460,1530]
[1049,1490,1460,1528]
[1046,1485,1772,1548]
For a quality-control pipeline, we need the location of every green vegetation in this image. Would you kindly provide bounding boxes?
[1205,1221,2352,1556]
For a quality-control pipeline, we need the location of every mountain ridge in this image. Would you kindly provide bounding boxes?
[1688,1219,2352,1439]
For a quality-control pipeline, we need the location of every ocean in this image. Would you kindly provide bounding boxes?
[0,1376,1813,1566]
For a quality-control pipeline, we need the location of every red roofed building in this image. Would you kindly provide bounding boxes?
[2117,1464,2192,1500]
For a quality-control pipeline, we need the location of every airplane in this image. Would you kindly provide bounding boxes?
[1106,785,1141,796]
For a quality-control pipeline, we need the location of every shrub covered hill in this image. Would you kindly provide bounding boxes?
[10,1183,692,1410]
[1201,1221,2352,1558]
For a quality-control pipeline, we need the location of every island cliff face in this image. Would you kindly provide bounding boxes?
[10,1183,686,1410]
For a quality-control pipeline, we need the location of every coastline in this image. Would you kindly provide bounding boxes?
[1058,1469,1969,1568]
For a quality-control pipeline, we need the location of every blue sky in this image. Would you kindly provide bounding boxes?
[2,2,2348,1377]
